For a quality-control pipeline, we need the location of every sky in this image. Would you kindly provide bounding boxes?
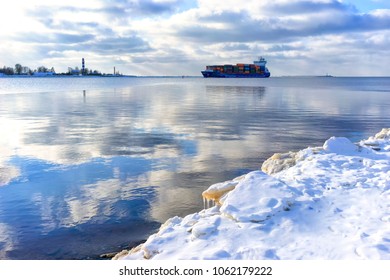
[0,0,390,76]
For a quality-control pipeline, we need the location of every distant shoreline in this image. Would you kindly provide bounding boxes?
[0,74,137,78]
[1,75,390,79]
[0,74,204,78]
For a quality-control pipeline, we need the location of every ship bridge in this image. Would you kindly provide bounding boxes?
[254,57,267,67]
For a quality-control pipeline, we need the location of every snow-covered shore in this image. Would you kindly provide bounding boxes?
[115,129,390,260]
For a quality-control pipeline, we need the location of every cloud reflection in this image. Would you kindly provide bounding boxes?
[0,223,16,259]
[1,78,390,259]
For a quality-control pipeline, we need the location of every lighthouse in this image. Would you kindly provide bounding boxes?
[82,58,85,75]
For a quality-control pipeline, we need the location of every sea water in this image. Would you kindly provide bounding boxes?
[0,76,389,259]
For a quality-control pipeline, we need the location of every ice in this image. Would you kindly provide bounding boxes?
[219,171,298,223]
[261,147,319,175]
[116,129,390,260]
[202,176,243,206]
[323,136,358,154]
[373,128,390,140]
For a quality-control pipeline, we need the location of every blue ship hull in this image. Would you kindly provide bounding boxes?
[201,70,270,78]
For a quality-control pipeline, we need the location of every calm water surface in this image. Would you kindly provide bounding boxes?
[0,76,389,259]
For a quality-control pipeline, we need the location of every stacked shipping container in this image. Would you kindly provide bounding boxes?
[206,63,266,74]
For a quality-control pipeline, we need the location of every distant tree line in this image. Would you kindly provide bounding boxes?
[1,63,106,76]
[0,64,56,75]
[1,66,15,75]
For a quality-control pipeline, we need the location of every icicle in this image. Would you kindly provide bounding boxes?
[207,198,212,209]
[203,196,219,209]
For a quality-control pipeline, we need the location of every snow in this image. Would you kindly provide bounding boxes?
[115,129,390,260]
[219,172,298,223]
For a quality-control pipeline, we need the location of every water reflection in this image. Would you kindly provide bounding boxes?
[1,155,160,259]
[1,77,390,259]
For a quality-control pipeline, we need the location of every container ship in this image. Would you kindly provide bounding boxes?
[201,57,271,78]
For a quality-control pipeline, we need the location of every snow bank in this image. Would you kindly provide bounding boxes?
[116,129,390,260]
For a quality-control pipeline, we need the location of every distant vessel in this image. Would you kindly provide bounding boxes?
[201,57,271,78]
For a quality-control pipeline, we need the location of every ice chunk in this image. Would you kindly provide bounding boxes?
[360,128,390,151]
[261,148,318,175]
[374,128,390,140]
[202,176,243,206]
[220,171,297,223]
[261,151,299,175]
[323,137,358,155]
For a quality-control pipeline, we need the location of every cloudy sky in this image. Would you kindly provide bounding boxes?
[1,0,389,76]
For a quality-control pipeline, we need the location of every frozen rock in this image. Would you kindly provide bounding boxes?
[261,147,319,175]
[374,128,390,140]
[261,151,300,175]
[360,128,390,152]
[202,175,244,206]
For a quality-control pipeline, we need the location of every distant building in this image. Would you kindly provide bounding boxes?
[33,71,55,77]
[68,67,81,75]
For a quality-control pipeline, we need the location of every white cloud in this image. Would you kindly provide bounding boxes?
[0,0,389,75]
